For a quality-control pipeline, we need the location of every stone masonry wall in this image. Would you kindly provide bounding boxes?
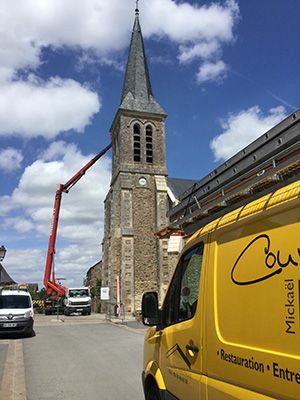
[101,110,174,315]
[132,176,158,311]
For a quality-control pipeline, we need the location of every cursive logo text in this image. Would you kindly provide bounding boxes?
[231,234,300,285]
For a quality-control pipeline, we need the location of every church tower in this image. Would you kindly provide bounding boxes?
[101,6,170,314]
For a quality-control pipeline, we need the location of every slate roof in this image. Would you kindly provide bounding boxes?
[120,11,166,116]
[167,177,198,201]
[0,263,16,284]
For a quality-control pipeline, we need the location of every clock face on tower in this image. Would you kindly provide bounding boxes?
[138,177,147,186]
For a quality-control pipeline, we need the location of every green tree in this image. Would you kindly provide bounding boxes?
[91,278,101,298]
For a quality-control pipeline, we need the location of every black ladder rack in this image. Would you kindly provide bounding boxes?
[167,109,300,236]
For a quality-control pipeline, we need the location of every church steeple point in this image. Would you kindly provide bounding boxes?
[135,0,139,16]
[103,0,169,317]
[119,3,166,116]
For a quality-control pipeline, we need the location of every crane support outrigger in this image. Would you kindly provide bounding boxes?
[43,143,111,313]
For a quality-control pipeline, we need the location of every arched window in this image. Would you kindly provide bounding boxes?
[145,125,153,163]
[133,123,141,162]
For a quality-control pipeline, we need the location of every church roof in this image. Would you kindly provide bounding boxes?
[120,8,166,116]
[167,178,198,201]
[0,263,16,284]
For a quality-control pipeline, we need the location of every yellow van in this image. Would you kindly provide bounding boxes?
[142,178,300,400]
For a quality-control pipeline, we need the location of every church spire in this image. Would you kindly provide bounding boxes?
[135,0,139,16]
[120,3,166,115]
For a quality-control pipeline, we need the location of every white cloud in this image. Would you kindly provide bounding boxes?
[4,217,34,233]
[2,141,111,286]
[0,0,239,85]
[0,0,239,141]
[4,249,45,285]
[143,0,239,84]
[0,147,23,172]
[4,244,100,288]
[197,60,228,84]
[0,77,100,139]
[0,195,14,217]
[178,40,221,63]
[0,0,133,82]
[210,106,287,161]
[0,30,41,83]
[143,0,238,43]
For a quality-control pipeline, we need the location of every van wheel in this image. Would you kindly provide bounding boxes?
[146,386,161,400]
[26,328,35,338]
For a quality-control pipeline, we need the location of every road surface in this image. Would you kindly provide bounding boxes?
[0,314,146,400]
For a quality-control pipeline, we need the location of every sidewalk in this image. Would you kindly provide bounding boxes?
[105,314,147,334]
[0,339,26,400]
[0,340,8,383]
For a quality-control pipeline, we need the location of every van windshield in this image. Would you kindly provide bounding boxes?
[0,295,31,309]
[69,289,89,298]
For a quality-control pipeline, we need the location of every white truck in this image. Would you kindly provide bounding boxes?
[64,287,91,316]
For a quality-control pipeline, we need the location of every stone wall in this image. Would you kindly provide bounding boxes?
[101,110,180,315]
[85,261,102,312]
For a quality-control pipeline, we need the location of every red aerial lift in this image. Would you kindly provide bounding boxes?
[43,143,111,313]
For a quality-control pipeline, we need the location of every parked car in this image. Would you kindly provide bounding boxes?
[0,288,34,337]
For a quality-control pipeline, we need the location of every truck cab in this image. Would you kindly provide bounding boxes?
[64,287,91,316]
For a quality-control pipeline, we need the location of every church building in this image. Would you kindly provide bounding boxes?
[100,6,196,315]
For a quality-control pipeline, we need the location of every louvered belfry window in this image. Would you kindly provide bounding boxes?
[145,125,153,163]
[133,123,141,162]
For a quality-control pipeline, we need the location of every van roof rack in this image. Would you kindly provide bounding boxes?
[159,109,300,237]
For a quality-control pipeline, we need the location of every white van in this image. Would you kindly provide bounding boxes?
[0,289,34,337]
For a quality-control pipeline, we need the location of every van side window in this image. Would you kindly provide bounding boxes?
[162,243,204,326]
[163,264,181,326]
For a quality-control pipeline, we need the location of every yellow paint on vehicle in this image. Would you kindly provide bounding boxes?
[143,179,300,400]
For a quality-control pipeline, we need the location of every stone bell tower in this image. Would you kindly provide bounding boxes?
[101,5,170,314]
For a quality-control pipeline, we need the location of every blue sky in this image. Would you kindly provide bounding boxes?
[0,0,299,288]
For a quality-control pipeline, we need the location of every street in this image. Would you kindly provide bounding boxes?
[0,314,146,400]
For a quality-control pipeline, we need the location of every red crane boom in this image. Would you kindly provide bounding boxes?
[43,143,112,297]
